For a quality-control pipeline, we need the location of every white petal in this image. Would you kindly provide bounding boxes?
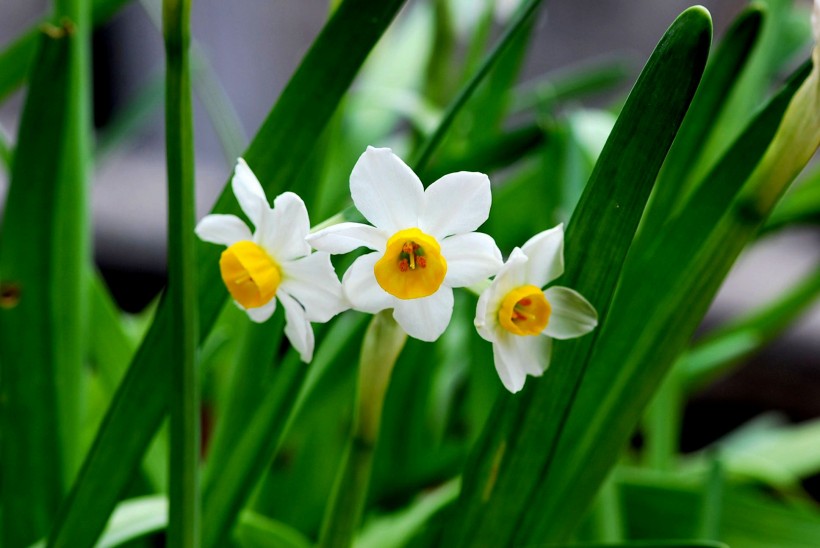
[258,192,311,261]
[492,338,527,393]
[233,158,268,228]
[244,298,277,323]
[279,252,346,323]
[421,171,492,238]
[543,286,598,340]
[392,286,454,342]
[475,248,529,341]
[474,282,501,343]
[441,232,502,287]
[195,214,252,246]
[350,147,424,233]
[306,222,387,254]
[494,247,529,298]
[342,252,394,313]
[278,291,315,363]
[506,333,552,377]
[521,224,565,287]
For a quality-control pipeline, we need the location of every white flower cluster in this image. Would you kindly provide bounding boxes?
[196,147,597,393]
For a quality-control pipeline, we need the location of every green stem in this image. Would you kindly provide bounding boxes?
[163,0,199,546]
[318,312,407,547]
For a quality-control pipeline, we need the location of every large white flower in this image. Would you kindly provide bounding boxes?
[195,158,346,362]
[475,225,598,393]
[307,146,502,341]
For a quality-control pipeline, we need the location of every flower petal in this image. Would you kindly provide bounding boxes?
[279,252,346,323]
[342,252,394,313]
[233,158,268,228]
[258,191,311,261]
[494,247,529,298]
[392,286,454,342]
[278,291,315,362]
[505,333,552,377]
[543,286,598,340]
[306,222,387,254]
[441,232,502,287]
[474,248,528,342]
[521,224,565,287]
[244,298,277,323]
[421,171,492,238]
[492,338,527,393]
[350,147,424,233]
[475,281,501,343]
[195,214,252,246]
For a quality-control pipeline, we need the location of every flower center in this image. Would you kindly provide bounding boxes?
[374,228,447,300]
[498,285,551,336]
[220,240,281,309]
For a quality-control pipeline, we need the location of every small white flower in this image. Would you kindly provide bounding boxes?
[195,158,346,362]
[307,146,503,342]
[475,225,598,393]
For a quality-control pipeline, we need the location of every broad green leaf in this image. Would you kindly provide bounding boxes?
[619,469,820,548]
[47,1,408,546]
[98,496,167,548]
[0,5,92,545]
[235,512,313,548]
[515,53,815,543]
[356,480,459,548]
[642,5,763,234]
[688,416,820,489]
[445,8,712,546]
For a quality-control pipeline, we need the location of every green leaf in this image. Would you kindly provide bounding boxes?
[356,480,459,548]
[0,6,93,545]
[642,5,763,234]
[0,0,131,103]
[512,57,812,545]
[445,8,712,546]
[235,512,313,548]
[680,262,820,390]
[411,0,545,172]
[47,1,408,546]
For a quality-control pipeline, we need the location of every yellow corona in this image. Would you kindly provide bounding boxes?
[220,240,282,309]
[498,285,551,336]
[374,228,447,300]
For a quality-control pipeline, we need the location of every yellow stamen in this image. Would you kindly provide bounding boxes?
[374,228,447,300]
[498,285,551,336]
[219,240,281,309]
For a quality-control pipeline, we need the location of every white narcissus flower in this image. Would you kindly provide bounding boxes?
[474,225,598,393]
[195,158,347,362]
[307,146,503,342]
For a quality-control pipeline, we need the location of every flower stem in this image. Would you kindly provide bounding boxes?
[163,0,199,546]
[318,311,407,547]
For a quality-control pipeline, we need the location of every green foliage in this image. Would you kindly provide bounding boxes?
[1,0,819,547]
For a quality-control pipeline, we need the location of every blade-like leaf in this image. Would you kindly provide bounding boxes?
[445,8,713,546]
[0,5,92,544]
[47,1,408,546]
